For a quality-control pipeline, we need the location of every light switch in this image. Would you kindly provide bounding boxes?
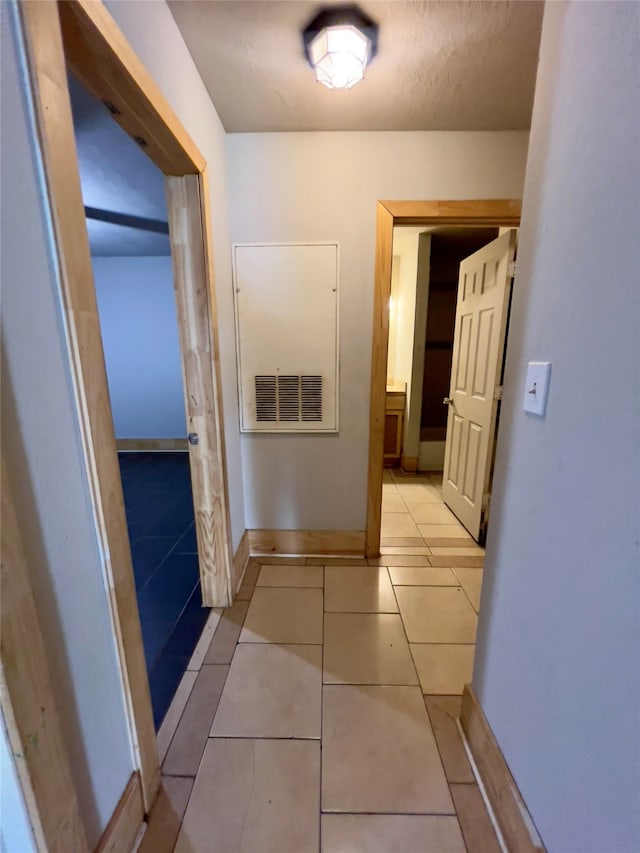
[523,362,551,416]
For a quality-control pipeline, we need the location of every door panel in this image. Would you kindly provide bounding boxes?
[442,231,517,540]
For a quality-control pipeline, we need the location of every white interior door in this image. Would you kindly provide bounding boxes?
[442,230,517,540]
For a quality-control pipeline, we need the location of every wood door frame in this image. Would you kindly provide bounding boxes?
[17,0,234,816]
[365,200,521,557]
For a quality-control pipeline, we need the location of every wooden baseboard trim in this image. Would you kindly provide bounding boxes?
[248,529,365,556]
[232,530,250,594]
[95,772,145,853]
[460,685,545,853]
[116,439,188,452]
[400,455,418,472]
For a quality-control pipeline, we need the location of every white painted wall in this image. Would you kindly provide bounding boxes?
[92,256,185,439]
[388,229,425,461]
[1,6,133,846]
[105,0,246,550]
[389,231,419,390]
[386,258,401,383]
[474,3,640,851]
[226,131,529,529]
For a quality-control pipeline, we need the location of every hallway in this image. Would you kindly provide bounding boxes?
[140,471,498,852]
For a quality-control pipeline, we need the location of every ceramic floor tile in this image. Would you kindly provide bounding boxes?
[322,685,453,814]
[406,502,459,524]
[323,613,418,685]
[369,554,430,567]
[240,587,323,644]
[389,565,458,586]
[204,600,249,664]
[187,609,223,671]
[430,546,485,556]
[424,696,474,784]
[396,587,478,643]
[379,546,431,555]
[306,557,369,566]
[162,664,229,776]
[450,783,502,853]
[324,567,397,613]
[380,536,426,548]
[382,492,409,512]
[175,739,320,853]
[139,776,193,853]
[411,644,475,694]
[418,523,472,539]
[452,567,484,612]
[321,814,466,852]
[211,643,322,738]
[430,555,485,568]
[235,559,260,600]
[256,563,323,587]
[156,669,198,763]
[381,512,422,538]
[395,482,443,502]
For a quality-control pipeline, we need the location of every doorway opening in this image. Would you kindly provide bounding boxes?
[368,200,520,700]
[366,200,521,557]
[19,0,235,812]
[384,224,516,543]
[68,72,210,729]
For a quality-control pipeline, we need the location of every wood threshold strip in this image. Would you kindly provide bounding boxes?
[116,438,188,452]
[1,457,88,852]
[460,685,546,853]
[94,772,144,853]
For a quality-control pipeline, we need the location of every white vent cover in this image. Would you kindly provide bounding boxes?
[233,243,339,433]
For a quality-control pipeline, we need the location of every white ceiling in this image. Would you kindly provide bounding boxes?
[168,0,544,133]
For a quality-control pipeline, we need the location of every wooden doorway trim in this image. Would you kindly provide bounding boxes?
[365,200,521,557]
[18,0,233,815]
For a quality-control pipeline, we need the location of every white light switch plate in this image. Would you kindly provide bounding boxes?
[523,361,551,415]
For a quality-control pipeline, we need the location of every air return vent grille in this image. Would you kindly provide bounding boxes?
[233,242,339,432]
[254,375,323,423]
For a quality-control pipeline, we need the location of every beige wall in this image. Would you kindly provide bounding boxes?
[226,131,529,530]
[474,2,640,849]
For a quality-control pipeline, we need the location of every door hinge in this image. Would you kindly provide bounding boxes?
[493,385,504,401]
[507,260,517,278]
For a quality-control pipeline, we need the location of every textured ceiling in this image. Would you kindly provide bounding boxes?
[69,74,170,257]
[168,0,544,132]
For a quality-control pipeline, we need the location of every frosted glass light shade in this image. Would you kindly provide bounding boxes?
[308,24,371,89]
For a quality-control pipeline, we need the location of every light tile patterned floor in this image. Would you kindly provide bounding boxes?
[142,470,498,853]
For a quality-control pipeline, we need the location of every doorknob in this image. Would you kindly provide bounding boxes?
[443,397,453,405]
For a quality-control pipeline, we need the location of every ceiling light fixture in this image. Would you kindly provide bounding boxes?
[303,6,378,91]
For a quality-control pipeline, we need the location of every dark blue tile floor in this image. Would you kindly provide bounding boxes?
[118,451,210,730]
